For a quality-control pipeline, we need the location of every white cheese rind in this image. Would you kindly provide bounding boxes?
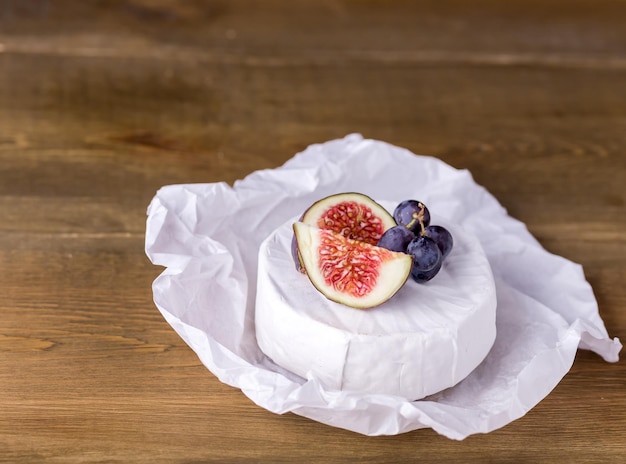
[255,217,497,400]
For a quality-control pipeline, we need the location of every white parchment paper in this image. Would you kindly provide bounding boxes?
[145,134,621,439]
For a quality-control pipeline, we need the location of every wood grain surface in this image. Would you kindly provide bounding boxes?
[1,1,625,462]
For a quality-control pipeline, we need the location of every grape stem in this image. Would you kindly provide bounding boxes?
[405,204,426,235]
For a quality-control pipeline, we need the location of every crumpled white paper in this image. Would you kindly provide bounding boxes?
[145,134,621,440]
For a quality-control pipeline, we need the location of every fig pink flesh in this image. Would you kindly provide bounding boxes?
[318,229,393,298]
[316,201,387,245]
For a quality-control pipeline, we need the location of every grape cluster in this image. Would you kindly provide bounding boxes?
[377,200,453,283]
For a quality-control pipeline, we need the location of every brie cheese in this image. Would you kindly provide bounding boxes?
[255,217,497,400]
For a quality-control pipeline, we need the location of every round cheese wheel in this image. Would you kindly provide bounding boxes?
[255,216,497,400]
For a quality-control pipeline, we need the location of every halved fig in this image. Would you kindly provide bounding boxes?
[292,192,395,272]
[293,222,412,309]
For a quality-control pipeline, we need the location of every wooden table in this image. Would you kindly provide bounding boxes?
[1,1,625,462]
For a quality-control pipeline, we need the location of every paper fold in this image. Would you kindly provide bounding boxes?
[145,134,621,439]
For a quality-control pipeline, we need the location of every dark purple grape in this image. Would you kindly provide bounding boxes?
[411,257,442,283]
[377,226,415,253]
[407,235,442,280]
[424,225,453,259]
[393,200,430,234]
